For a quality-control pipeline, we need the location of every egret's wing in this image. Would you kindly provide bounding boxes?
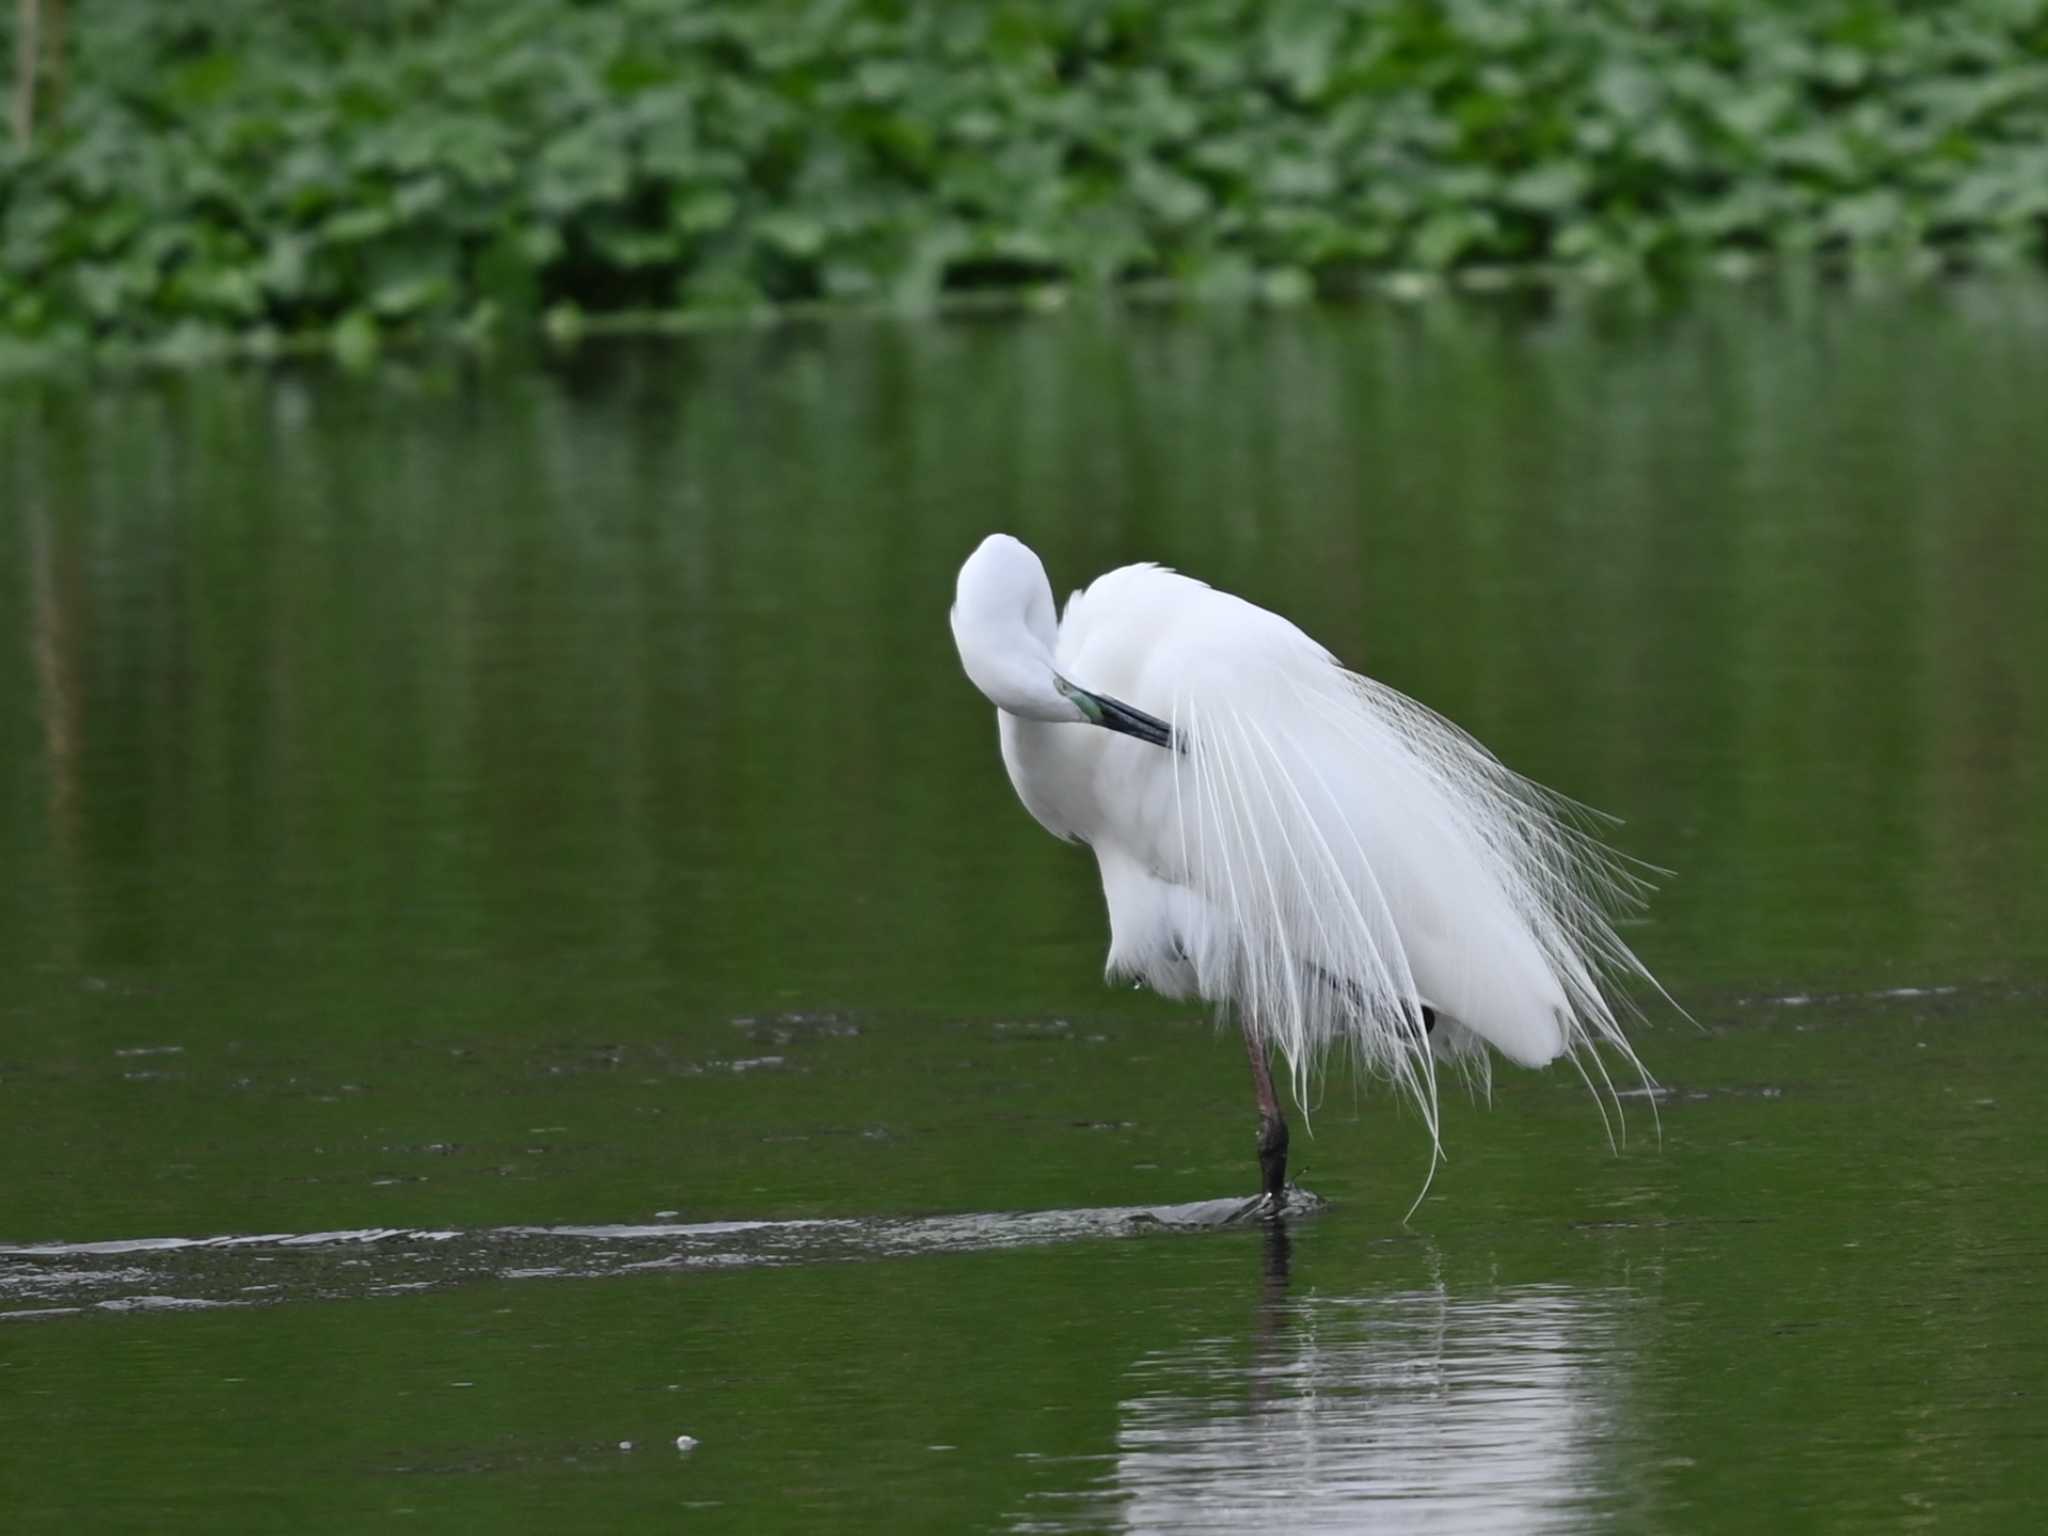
[1061,564,1656,1149]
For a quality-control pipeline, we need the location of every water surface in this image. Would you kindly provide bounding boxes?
[3,283,2046,1531]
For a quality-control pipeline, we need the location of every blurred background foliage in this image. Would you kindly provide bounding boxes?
[3,0,2048,356]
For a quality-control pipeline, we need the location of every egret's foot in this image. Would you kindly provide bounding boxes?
[1226,1190,1285,1225]
[1220,1181,1323,1225]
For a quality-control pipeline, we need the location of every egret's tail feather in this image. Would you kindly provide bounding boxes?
[1165,657,1656,1153]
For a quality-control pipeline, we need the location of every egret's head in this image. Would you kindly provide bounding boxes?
[951,534,1172,747]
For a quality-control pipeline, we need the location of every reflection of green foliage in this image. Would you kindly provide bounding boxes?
[3,0,2048,349]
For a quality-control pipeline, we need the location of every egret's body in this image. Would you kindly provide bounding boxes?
[951,534,1655,1209]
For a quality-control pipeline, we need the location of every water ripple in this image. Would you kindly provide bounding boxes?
[0,1192,1323,1321]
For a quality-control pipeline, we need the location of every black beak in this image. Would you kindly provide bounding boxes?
[1092,691,1175,748]
[1058,677,1174,749]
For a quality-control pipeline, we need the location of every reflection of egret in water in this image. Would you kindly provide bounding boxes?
[1024,1229,1629,1535]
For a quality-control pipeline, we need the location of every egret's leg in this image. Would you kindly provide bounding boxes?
[1242,1019,1289,1209]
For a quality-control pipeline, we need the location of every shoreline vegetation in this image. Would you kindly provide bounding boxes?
[4,0,2047,369]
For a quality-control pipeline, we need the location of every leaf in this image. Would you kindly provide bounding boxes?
[258,235,311,299]
[367,245,457,318]
[640,119,699,181]
[321,205,397,245]
[1827,190,1906,244]
[533,127,633,217]
[1411,209,1496,270]
[183,265,266,320]
[755,212,827,259]
[1265,8,1344,102]
[1773,127,1859,181]
[519,225,567,266]
[1594,63,1661,125]
[1259,265,1315,305]
[1130,160,1211,227]
[679,264,767,314]
[1265,154,1338,202]
[673,187,737,235]
[590,219,681,269]
[1717,86,1797,144]
[543,301,585,344]
[73,264,138,322]
[331,309,382,371]
[1505,162,1589,213]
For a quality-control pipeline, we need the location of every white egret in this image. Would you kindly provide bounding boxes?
[950,533,1657,1211]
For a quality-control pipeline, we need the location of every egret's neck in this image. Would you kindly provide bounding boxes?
[950,532,1079,722]
[954,619,1075,722]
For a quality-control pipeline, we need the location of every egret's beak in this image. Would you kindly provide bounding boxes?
[1057,676,1174,749]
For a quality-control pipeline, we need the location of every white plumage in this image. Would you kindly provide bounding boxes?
[950,534,1656,1200]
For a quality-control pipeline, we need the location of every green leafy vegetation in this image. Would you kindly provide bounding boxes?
[4,0,2048,356]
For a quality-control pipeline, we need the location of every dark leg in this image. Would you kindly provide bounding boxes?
[1242,1017,1289,1210]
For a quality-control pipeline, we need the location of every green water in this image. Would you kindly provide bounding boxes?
[4,284,2047,1532]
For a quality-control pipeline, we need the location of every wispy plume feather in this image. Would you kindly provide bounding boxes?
[1163,650,1658,1166]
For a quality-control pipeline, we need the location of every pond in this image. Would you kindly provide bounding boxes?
[3,282,2047,1531]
